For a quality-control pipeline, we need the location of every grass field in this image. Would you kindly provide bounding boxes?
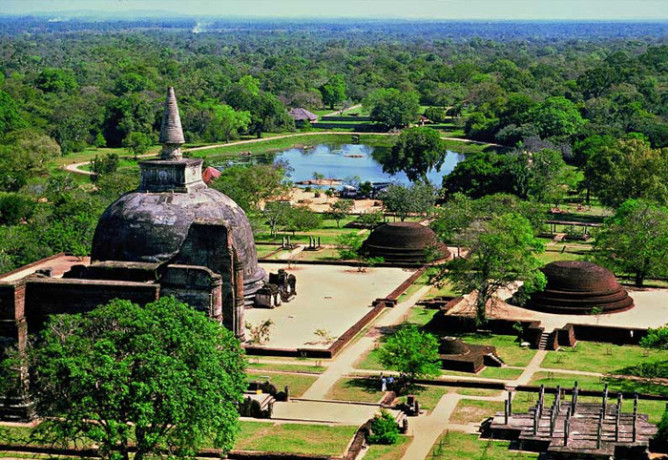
[450,399,505,424]
[457,333,536,368]
[429,431,539,459]
[324,377,384,403]
[246,362,326,373]
[540,342,668,376]
[363,434,412,460]
[246,371,318,398]
[529,371,668,396]
[397,385,450,412]
[235,422,356,456]
[455,387,504,397]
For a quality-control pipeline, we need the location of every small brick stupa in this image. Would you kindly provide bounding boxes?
[361,222,450,264]
[526,261,633,315]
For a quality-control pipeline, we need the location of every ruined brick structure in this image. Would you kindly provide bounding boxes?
[361,222,450,264]
[0,87,266,420]
[526,261,634,315]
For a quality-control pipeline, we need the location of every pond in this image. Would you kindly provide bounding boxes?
[213,143,464,187]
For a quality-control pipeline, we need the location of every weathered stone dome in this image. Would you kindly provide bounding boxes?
[526,261,633,315]
[91,186,267,302]
[362,222,450,264]
[91,87,267,303]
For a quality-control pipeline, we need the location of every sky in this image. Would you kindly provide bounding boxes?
[2,0,667,20]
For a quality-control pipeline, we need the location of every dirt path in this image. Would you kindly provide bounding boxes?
[322,103,363,117]
[301,284,433,400]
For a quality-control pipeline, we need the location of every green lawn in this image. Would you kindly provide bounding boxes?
[535,250,585,264]
[355,348,385,371]
[364,435,412,460]
[397,271,430,301]
[512,392,666,424]
[423,281,458,300]
[529,371,668,396]
[455,387,504,397]
[540,342,668,376]
[405,305,438,327]
[247,371,318,398]
[324,377,384,403]
[255,244,281,258]
[292,247,341,261]
[429,432,538,459]
[457,333,536,368]
[450,399,505,424]
[246,362,326,373]
[235,421,356,456]
[479,367,524,380]
[397,385,450,412]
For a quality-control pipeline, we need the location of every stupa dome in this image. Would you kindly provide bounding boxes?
[362,222,450,264]
[91,87,267,302]
[526,261,633,314]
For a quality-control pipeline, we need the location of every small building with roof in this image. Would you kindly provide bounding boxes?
[288,108,318,125]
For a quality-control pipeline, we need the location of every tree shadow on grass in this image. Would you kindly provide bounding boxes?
[342,377,383,396]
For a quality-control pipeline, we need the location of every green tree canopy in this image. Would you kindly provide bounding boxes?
[329,199,354,228]
[592,199,668,287]
[447,212,546,325]
[379,183,436,221]
[377,325,441,387]
[210,163,289,213]
[364,88,420,129]
[319,75,347,110]
[585,138,668,208]
[27,297,246,460]
[122,132,152,159]
[382,127,447,183]
[529,96,585,138]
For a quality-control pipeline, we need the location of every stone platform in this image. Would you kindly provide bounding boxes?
[244,263,416,349]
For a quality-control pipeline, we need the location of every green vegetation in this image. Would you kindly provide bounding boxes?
[378,325,441,387]
[324,377,384,403]
[363,435,412,460]
[397,385,449,412]
[450,399,505,424]
[529,372,668,396]
[445,212,546,324]
[246,361,326,373]
[246,372,318,398]
[381,127,447,183]
[540,342,668,375]
[458,333,536,368]
[235,422,356,457]
[429,431,538,459]
[455,388,503,397]
[367,410,400,445]
[21,297,247,459]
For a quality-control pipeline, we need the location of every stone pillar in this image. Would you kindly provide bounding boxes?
[508,390,513,415]
[233,249,245,341]
[564,408,571,447]
[602,383,609,417]
[504,399,509,425]
[571,381,578,414]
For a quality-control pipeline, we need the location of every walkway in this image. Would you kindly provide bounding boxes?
[302,285,432,400]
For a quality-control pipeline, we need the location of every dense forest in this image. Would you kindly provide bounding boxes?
[0,18,666,273]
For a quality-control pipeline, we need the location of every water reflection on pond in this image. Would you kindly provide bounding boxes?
[213,144,464,186]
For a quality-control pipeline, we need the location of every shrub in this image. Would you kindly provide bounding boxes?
[367,410,399,445]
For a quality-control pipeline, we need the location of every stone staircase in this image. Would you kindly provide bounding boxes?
[538,331,551,350]
[486,352,506,367]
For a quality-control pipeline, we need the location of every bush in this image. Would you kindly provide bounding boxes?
[657,409,668,445]
[367,410,399,445]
